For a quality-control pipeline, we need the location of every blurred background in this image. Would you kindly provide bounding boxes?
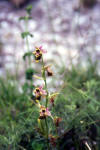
[0,0,100,150]
[0,0,100,78]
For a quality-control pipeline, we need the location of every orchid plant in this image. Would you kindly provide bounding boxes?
[20,5,62,149]
[32,46,61,149]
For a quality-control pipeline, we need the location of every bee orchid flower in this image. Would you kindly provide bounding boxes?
[33,46,47,62]
[33,85,47,101]
[39,106,52,119]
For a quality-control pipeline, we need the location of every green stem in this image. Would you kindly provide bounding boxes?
[45,118,50,150]
[41,56,49,108]
[45,118,49,139]
[25,17,31,67]
[25,16,33,95]
[41,56,50,150]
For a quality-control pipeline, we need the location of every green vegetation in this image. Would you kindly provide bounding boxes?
[0,62,100,149]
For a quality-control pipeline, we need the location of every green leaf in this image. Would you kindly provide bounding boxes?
[19,16,31,21]
[25,68,34,80]
[23,52,33,60]
[21,32,33,39]
[26,5,32,15]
